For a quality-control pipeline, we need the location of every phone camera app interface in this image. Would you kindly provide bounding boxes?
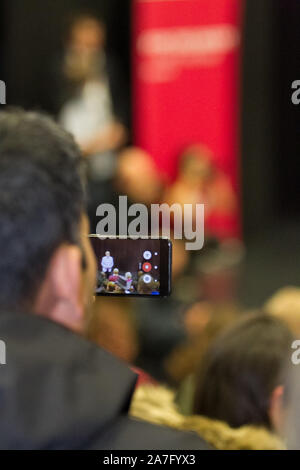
[90,238,161,296]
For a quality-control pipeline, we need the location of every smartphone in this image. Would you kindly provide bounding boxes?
[89,235,172,297]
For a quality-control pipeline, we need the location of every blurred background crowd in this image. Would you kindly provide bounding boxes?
[1,0,300,449]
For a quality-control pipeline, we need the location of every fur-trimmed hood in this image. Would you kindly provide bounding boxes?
[130,385,285,450]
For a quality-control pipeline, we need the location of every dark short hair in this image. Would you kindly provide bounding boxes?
[194,313,292,429]
[0,109,85,244]
[0,109,86,309]
[0,158,66,309]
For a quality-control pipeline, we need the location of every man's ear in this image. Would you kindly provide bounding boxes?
[269,385,285,434]
[34,244,84,333]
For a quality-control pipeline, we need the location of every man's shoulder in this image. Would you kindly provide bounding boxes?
[89,415,211,450]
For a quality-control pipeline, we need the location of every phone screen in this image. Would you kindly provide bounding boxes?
[89,236,172,297]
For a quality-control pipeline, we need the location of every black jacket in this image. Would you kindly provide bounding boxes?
[0,311,209,450]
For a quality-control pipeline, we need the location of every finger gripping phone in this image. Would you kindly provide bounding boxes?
[89,235,172,297]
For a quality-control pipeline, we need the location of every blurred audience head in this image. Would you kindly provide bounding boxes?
[66,12,106,53]
[62,12,107,85]
[165,302,239,384]
[0,109,96,333]
[265,286,300,337]
[179,144,215,185]
[115,147,164,205]
[194,313,292,432]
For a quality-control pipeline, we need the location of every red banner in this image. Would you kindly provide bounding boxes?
[132,0,243,239]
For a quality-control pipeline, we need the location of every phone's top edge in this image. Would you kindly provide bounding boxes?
[88,235,171,241]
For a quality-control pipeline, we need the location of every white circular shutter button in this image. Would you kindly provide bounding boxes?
[143,274,152,284]
[143,250,152,260]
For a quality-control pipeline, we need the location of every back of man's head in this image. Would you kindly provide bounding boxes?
[0,109,85,244]
[0,157,65,309]
[0,110,95,331]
